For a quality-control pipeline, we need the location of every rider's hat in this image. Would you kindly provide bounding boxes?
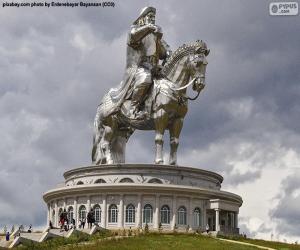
[133,6,156,25]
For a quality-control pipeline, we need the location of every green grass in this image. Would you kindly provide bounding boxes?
[18,230,112,250]
[18,233,258,250]
[67,234,262,250]
[13,232,300,250]
[219,235,300,250]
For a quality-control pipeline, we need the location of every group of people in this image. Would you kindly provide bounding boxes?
[79,209,96,229]
[52,208,96,232]
[57,209,75,232]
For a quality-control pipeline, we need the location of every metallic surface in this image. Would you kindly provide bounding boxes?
[92,7,209,165]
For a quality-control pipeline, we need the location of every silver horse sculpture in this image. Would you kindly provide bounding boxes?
[92,40,209,165]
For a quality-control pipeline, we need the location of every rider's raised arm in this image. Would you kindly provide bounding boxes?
[127,24,156,48]
[159,39,172,62]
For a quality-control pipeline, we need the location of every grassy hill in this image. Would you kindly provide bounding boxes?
[14,232,300,250]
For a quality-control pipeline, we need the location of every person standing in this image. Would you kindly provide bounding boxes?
[206,223,210,233]
[5,231,10,241]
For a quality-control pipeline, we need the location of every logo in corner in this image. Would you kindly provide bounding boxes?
[269,2,299,15]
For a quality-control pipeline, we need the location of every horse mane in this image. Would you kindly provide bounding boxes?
[162,40,208,76]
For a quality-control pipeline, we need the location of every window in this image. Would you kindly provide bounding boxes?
[108,204,118,223]
[125,204,135,223]
[78,205,86,221]
[119,178,134,183]
[193,207,201,227]
[177,206,187,225]
[67,207,74,222]
[143,204,153,224]
[148,178,163,184]
[95,179,106,184]
[93,205,101,223]
[77,181,84,185]
[160,205,170,224]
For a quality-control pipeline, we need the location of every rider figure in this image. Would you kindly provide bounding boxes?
[126,6,172,119]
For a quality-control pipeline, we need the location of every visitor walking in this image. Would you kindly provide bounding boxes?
[27,224,32,233]
[87,209,95,229]
[5,231,10,241]
[72,218,76,229]
[206,224,209,233]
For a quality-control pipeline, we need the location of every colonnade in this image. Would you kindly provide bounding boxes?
[47,195,239,232]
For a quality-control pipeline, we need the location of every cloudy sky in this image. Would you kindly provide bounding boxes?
[0,0,299,242]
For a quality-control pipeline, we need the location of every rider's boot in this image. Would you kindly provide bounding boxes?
[129,85,149,119]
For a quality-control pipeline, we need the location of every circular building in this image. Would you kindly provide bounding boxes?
[43,164,242,234]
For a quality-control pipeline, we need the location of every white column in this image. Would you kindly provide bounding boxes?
[63,199,66,210]
[74,198,78,228]
[102,195,107,228]
[154,195,159,229]
[172,196,177,229]
[188,198,193,230]
[215,209,220,232]
[234,212,238,228]
[202,201,207,229]
[87,196,91,212]
[118,195,124,228]
[136,194,142,228]
[54,200,58,227]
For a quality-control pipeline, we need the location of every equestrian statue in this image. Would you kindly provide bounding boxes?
[92,6,209,165]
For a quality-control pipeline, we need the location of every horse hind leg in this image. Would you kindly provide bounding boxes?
[169,118,183,165]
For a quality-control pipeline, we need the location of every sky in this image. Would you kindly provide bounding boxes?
[0,0,300,243]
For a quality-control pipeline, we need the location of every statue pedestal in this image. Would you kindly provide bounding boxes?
[43,164,242,234]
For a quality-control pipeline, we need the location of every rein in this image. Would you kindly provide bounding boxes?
[171,77,196,91]
[170,77,202,101]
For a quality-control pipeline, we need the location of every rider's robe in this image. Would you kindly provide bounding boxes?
[104,23,171,117]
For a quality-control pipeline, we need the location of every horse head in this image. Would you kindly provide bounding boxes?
[188,40,209,93]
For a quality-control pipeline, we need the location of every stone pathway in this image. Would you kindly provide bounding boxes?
[217,238,276,250]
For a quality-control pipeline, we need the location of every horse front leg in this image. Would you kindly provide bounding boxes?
[101,125,114,164]
[169,118,183,165]
[154,109,168,164]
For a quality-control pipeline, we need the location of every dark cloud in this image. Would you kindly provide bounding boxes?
[0,0,299,240]
[270,170,300,236]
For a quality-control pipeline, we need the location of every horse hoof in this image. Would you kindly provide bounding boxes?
[155,159,164,164]
[107,159,114,164]
[169,161,177,165]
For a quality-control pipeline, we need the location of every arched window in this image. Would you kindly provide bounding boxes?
[119,178,134,183]
[108,204,118,223]
[78,205,86,222]
[93,205,101,223]
[125,204,135,223]
[148,178,163,184]
[77,181,84,185]
[160,205,170,224]
[143,204,153,224]
[67,207,74,222]
[95,179,106,184]
[177,206,187,225]
[193,207,201,227]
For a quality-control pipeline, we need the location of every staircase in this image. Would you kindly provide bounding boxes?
[3,225,104,248]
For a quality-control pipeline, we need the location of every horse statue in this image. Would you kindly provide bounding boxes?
[92,40,209,165]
